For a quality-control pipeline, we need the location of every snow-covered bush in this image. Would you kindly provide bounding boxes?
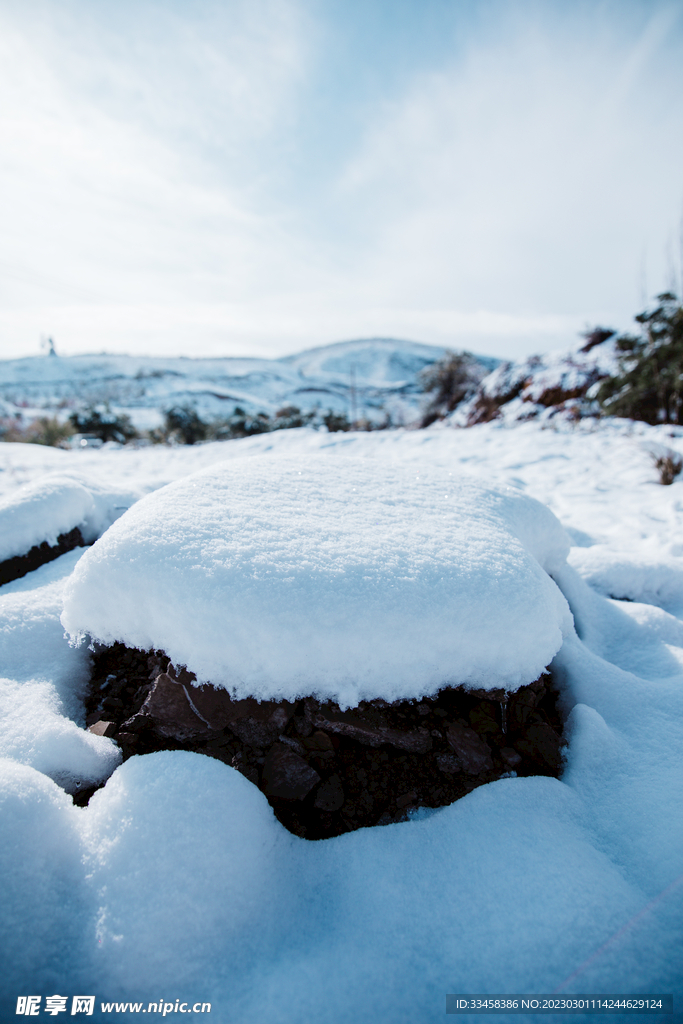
[450,332,618,427]
[69,404,138,444]
[162,405,210,445]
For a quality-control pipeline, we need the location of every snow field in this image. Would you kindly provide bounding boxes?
[0,420,682,1021]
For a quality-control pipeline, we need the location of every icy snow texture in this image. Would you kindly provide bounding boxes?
[0,472,142,561]
[1,422,682,1021]
[62,455,572,702]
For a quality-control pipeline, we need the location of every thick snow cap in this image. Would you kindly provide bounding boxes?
[62,455,573,705]
[0,473,142,562]
[0,476,94,562]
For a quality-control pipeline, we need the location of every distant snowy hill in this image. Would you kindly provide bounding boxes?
[0,338,498,429]
[281,337,497,386]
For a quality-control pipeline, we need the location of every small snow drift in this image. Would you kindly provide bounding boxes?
[62,455,573,704]
[0,477,93,566]
[0,473,142,585]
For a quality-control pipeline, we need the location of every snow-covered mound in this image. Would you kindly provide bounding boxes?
[0,473,142,563]
[0,551,121,794]
[452,331,618,426]
[1,422,683,1016]
[62,455,572,704]
[0,338,496,429]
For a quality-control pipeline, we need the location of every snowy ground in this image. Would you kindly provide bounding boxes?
[1,419,682,1022]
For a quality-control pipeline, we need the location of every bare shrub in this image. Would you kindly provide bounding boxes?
[654,453,683,485]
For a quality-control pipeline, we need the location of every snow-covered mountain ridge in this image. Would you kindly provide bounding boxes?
[0,337,498,428]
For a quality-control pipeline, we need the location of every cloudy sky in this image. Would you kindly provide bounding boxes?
[1,0,682,361]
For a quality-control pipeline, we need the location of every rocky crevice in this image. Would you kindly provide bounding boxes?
[0,526,85,586]
[81,643,566,839]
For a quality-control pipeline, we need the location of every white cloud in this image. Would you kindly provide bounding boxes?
[0,1,681,361]
[331,4,683,319]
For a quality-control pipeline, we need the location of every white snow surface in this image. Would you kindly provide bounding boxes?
[1,420,682,1021]
[62,456,572,703]
[0,477,93,562]
[0,471,143,561]
[0,550,121,793]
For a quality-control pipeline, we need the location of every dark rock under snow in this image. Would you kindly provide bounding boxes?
[81,643,565,839]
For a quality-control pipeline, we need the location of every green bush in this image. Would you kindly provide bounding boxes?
[69,404,138,443]
[212,407,273,440]
[597,292,683,424]
[322,410,352,432]
[163,405,209,445]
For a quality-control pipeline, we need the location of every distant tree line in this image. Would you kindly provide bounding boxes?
[3,292,682,447]
[0,402,377,447]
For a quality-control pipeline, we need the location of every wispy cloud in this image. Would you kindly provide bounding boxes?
[0,0,681,359]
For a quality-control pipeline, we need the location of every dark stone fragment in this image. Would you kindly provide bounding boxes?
[292,714,313,737]
[396,790,417,808]
[446,721,494,774]
[166,663,197,686]
[231,758,260,786]
[102,696,124,710]
[125,672,209,741]
[176,677,295,747]
[468,686,507,702]
[469,700,501,736]
[115,731,139,750]
[262,743,321,800]
[514,723,562,771]
[500,746,522,768]
[87,720,117,738]
[314,774,345,811]
[278,734,307,757]
[303,730,334,752]
[223,700,294,747]
[507,681,547,731]
[436,753,461,774]
[308,702,432,753]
